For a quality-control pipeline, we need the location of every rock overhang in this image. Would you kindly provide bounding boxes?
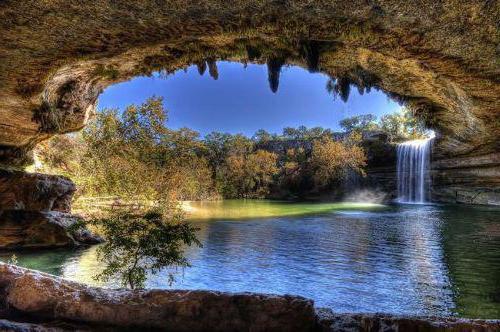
[0,0,498,166]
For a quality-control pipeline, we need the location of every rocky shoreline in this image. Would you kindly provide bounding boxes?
[0,264,498,332]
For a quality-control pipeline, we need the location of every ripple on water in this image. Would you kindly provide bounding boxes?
[1,202,499,318]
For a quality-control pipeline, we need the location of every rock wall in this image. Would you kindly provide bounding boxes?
[431,152,500,205]
[359,139,500,206]
[0,264,498,332]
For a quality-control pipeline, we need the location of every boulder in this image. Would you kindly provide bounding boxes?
[0,170,100,249]
[0,264,318,332]
[0,170,75,212]
[0,210,101,249]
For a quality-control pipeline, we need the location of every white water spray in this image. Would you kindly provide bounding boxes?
[396,136,433,203]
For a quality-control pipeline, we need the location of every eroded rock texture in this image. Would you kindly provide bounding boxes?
[0,170,75,212]
[316,308,500,332]
[0,264,318,332]
[0,1,498,205]
[431,151,500,205]
[0,264,499,332]
[0,170,101,249]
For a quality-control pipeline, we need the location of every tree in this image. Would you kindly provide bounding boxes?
[282,127,300,140]
[253,129,273,143]
[310,135,366,190]
[379,113,403,142]
[244,150,279,197]
[278,147,308,195]
[378,107,427,142]
[79,204,201,289]
[220,150,279,198]
[204,131,231,179]
[339,114,378,133]
[226,134,253,156]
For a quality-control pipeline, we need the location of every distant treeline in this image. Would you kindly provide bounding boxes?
[34,97,425,202]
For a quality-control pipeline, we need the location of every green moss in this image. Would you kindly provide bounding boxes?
[92,64,120,80]
[32,101,65,134]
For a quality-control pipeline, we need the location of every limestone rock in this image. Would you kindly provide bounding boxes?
[431,152,500,205]
[0,1,498,205]
[0,1,498,163]
[0,319,70,332]
[0,210,101,249]
[0,264,318,332]
[0,170,75,212]
[0,265,499,332]
[316,308,500,332]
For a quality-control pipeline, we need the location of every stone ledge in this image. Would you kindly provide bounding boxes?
[0,264,499,332]
[0,264,318,332]
[316,308,500,332]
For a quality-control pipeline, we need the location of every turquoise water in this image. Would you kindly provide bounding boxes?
[1,201,499,318]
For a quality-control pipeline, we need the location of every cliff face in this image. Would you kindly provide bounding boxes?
[0,0,497,204]
[431,151,500,205]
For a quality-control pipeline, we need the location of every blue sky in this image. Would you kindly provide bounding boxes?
[98,61,400,137]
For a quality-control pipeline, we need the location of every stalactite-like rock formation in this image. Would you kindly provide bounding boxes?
[0,1,497,205]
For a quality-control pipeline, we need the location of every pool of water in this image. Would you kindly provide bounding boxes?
[1,201,499,318]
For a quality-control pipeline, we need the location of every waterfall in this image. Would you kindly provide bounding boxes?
[396,137,433,203]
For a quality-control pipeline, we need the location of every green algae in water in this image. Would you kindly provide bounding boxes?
[182,200,386,221]
[1,202,498,319]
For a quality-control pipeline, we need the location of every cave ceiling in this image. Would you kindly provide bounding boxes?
[0,0,499,165]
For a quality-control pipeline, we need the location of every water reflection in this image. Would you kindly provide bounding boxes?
[1,203,499,318]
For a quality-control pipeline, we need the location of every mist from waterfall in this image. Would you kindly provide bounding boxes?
[396,135,434,204]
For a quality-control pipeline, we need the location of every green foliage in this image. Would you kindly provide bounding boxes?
[80,204,201,289]
[310,134,366,190]
[281,126,333,140]
[32,101,65,133]
[339,108,427,142]
[379,107,427,142]
[252,129,274,143]
[339,114,378,133]
[92,64,119,80]
[220,149,279,198]
[7,254,18,265]
[79,97,214,200]
[37,96,435,201]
